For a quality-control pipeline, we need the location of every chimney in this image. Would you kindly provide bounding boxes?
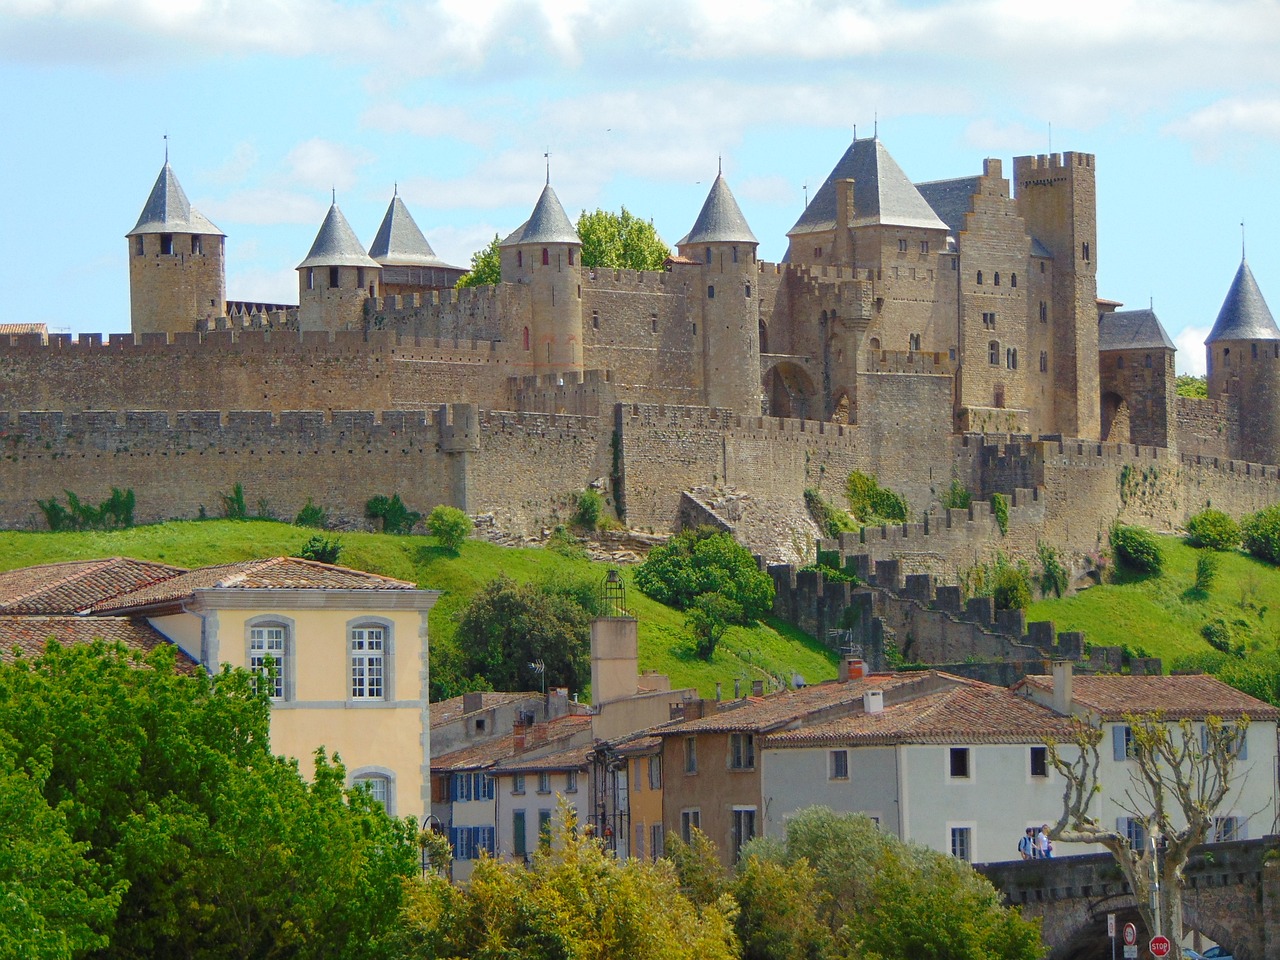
[513,726,527,752]
[1052,661,1074,715]
[462,691,483,714]
[734,678,742,699]
[752,679,765,697]
[715,682,722,701]
[839,657,866,682]
[863,689,884,714]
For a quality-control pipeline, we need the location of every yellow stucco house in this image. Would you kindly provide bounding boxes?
[0,556,439,820]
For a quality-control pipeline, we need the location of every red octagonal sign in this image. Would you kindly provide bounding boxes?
[1149,935,1171,957]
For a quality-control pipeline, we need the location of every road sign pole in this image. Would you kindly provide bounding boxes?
[1108,913,1116,960]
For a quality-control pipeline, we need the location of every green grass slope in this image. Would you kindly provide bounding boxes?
[0,521,837,698]
[1029,535,1280,666]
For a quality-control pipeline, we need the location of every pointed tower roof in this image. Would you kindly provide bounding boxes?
[127,162,223,237]
[789,137,947,236]
[1099,309,1177,352]
[677,174,757,246]
[1206,260,1279,343]
[368,195,460,269]
[500,185,580,247]
[297,203,381,270]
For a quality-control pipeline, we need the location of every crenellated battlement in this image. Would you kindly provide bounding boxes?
[1016,151,1095,172]
[862,349,955,375]
[583,267,673,288]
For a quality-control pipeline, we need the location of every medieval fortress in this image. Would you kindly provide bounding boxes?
[2,137,1278,583]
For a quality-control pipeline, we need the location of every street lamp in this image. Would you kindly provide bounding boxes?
[420,813,444,878]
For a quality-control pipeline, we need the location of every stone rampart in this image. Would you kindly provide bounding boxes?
[1177,395,1239,460]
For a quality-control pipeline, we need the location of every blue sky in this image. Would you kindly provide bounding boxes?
[2,1,1278,375]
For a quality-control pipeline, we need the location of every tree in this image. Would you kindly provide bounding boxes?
[577,207,670,271]
[426,505,472,552]
[765,807,1043,960]
[732,849,832,960]
[455,575,593,691]
[635,528,774,622]
[0,640,419,959]
[456,233,502,288]
[686,591,742,660]
[396,804,739,960]
[1047,712,1249,944]
[365,493,422,535]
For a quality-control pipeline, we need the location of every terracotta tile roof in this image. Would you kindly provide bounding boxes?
[1018,674,1280,721]
[0,557,186,614]
[432,716,592,772]
[94,557,418,612]
[494,742,591,774]
[0,615,201,674]
[657,672,938,735]
[613,733,663,755]
[0,323,47,336]
[429,691,540,729]
[768,680,1076,748]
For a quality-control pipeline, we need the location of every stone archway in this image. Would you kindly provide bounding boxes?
[764,361,818,420]
[1101,391,1131,443]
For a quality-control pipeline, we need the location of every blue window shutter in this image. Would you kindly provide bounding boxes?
[1237,728,1248,760]
[484,775,494,800]
[450,775,459,802]
[483,826,495,854]
[449,827,459,856]
[1112,726,1126,761]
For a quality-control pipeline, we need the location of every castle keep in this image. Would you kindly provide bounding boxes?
[2,137,1277,575]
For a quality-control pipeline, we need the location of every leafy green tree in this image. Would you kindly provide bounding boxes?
[0,640,418,960]
[426,505,472,552]
[635,528,774,621]
[1176,373,1208,398]
[664,827,728,907]
[366,494,422,535]
[456,233,502,288]
[733,849,832,960]
[577,207,671,271]
[686,591,742,660]
[1186,508,1240,551]
[396,805,738,960]
[772,807,1043,960]
[573,488,604,531]
[295,498,329,528]
[992,566,1031,610]
[1242,504,1280,564]
[456,575,592,691]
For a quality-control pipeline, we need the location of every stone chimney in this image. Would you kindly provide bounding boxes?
[751,679,765,697]
[1052,661,1074,715]
[863,689,884,714]
[839,657,866,682]
[462,690,483,714]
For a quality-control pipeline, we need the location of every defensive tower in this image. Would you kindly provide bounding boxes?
[1012,152,1100,439]
[1206,258,1280,465]
[499,182,583,375]
[127,160,226,335]
[368,192,464,296]
[297,201,382,332]
[677,171,763,415]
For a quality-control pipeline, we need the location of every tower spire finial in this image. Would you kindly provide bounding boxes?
[718,154,722,176]
[394,181,398,197]
[544,147,550,186]
[331,186,336,205]
[1242,221,1247,261]
[163,132,168,164]
[874,111,878,139]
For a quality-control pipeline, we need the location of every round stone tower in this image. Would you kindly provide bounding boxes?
[676,171,763,415]
[297,201,382,332]
[127,161,226,335]
[499,182,583,375]
[1205,258,1280,465]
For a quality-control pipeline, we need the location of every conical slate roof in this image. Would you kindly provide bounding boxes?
[297,203,381,270]
[677,174,757,246]
[501,184,580,247]
[1099,309,1176,352]
[368,196,459,268]
[127,162,223,237]
[789,138,947,236]
[1206,259,1279,343]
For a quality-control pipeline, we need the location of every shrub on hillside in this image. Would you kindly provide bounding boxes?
[940,478,972,511]
[38,487,135,532]
[992,566,1031,610]
[427,505,472,551]
[294,498,328,529]
[573,488,604,531]
[846,471,908,523]
[1110,524,1163,575]
[1186,508,1240,551]
[804,487,855,538]
[294,534,342,565]
[366,494,422,535]
[1242,505,1280,565]
[635,527,774,622]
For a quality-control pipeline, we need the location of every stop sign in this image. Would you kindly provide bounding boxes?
[1149,935,1171,957]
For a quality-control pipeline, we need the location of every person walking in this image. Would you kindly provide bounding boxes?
[1037,824,1053,858]
[1018,827,1035,860]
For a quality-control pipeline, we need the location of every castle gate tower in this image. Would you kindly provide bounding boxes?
[297,201,382,332]
[499,183,584,375]
[676,172,763,415]
[1206,258,1280,465]
[127,161,226,335]
[368,192,465,296]
[1012,152,1100,440]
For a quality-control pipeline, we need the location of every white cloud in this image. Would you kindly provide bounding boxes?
[1165,98,1280,155]
[203,141,259,186]
[963,118,1050,155]
[284,139,374,194]
[425,223,507,270]
[737,175,796,206]
[361,101,492,144]
[1174,324,1209,376]
[225,265,299,307]
[202,189,326,227]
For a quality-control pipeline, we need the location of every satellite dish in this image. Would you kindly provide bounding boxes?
[792,673,807,689]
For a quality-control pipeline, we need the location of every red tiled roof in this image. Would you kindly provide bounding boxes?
[429,691,540,729]
[0,323,46,336]
[0,615,201,674]
[1018,674,1280,721]
[656,673,938,735]
[494,742,591,774]
[768,680,1076,748]
[432,716,592,772]
[0,557,186,614]
[94,557,418,612]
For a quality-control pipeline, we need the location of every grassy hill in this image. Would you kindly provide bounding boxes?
[0,520,837,698]
[1029,535,1280,667]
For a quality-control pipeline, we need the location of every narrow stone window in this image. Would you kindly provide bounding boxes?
[988,341,999,365]
[160,233,174,255]
[909,333,921,351]
[994,272,1001,286]
[1040,261,1046,273]
[1117,356,1124,369]
[329,266,340,288]
[651,313,658,333]
[191,235,202,255]
[568,248,575,266]
[541,247,549,266]
[134,236,144,256]
[518,250,523,269]
[976,271,983,285]
[592,310,599,330]
[1010,272,1017,288]
[898,238,908,252]
[920,240,930,254]
[1040,351,1048,372]
[357,268,365,289]
[732,246,738,263]
[1252,344,1258,360]
[744,283,751,299]
[1148,353,1155,367]
[523,327,530,351]
[1082,242,1091,262]
[707,285,715,299]
[1039,301,1047,322]
[705,247,712,264]
[307,268,314,290]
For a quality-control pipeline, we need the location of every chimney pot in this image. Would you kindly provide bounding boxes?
[751,679,765,697]
[863,689,884,714]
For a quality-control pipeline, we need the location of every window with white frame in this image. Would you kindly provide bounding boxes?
[449,825,495,861]
[512,773,526,795]
[1213,816,1246,842]
[350,624,385,699]
[538,771,551,794]
[1118,816,1146,849]
[732,807,757,858]
[950,826,972,862]
[353,774,390,810]
[949,747,971,779]
[450,772,495,803]
[729,733,756,770]
[1111,724,1136,760]
[830,749,849,780]
[680,809,701,844]
[1030,746,1048,778]
[248,623,288,700]
[565,769,578,793]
